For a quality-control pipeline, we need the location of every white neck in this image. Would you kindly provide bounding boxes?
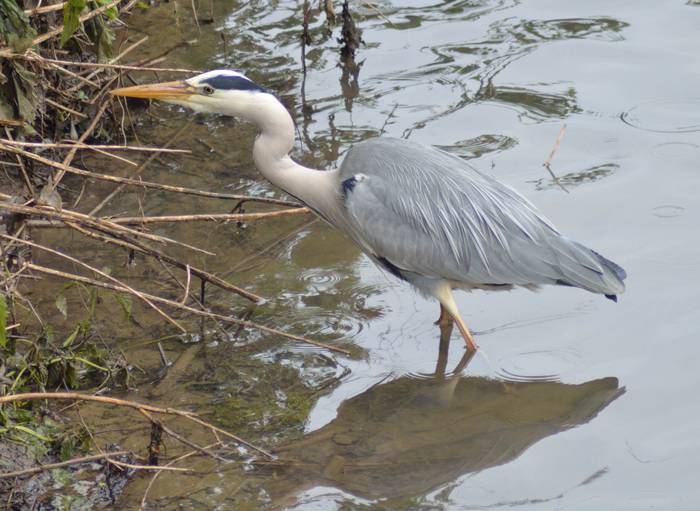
[241,93,337,214]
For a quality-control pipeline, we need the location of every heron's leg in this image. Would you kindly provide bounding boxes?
[452,314,478,352]
[434,286,478,352]
[435,322,452,376]
[435,322,476,377]
[434,304,453,327]
[452,346,477,374]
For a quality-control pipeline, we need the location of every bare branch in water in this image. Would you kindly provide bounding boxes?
[542,124,569,194]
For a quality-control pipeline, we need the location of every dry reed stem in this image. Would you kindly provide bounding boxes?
[88,122,189,216]
[224,218,319,277]
[104,460,192,472]
[64,221,263,302]
[24,3,67,16]
[181,265,192,304]
[44,60,100,88]
[54,101,112,187]
[81,145,138,167]
[2,139,299,207]
[0,201,167,245]
[78,35,150,85]
[1,234,187,333]
[23,261,349,354]
[185,414,275,459]
[0,392,197,416]
[29,0,123,46]
[45,97,89,119]
[98,208,311,225]
[2,144,301,207]
[3,127,34,197]
[543,124,569,193]
[0,199,215,255]
[543,124,566,167]
[0,140,191,154]
[6,52,200,73]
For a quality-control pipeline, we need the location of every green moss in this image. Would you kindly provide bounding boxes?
[205,356,317,443]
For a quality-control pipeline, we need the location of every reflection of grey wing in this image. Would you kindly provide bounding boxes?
[339,138,625,294]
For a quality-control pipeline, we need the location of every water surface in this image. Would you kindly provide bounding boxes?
[40,0,700,508]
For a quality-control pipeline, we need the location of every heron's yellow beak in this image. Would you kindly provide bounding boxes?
[110,80,194,101]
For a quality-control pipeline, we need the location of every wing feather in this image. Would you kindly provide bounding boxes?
[338,138,624,294]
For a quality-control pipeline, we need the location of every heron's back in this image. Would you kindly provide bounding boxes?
[337,138,626,297]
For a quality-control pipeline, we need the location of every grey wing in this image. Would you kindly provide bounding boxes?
[338,138,625,295]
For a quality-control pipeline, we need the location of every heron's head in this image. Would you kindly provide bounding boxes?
[110,69,271,117]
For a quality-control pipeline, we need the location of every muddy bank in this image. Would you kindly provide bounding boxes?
[3,0,700,509]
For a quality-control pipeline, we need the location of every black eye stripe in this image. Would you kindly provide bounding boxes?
[200,75,266,92]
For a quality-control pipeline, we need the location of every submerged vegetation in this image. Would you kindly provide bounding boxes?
[0,0,358,507]
[0,0,383,506]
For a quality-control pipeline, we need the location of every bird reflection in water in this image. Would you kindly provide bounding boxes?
[268,330,624,505]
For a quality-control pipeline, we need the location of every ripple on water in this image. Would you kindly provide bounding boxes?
[488,17,629,44]
[299,268,345,288]
[532,163,618,191]
[437,134,518,159]
[621,99,700,133]
[496,348,582,382]
[296,300,372,342]
[490,83,581,122]
[652,205,685,218]
[650,142,699,159]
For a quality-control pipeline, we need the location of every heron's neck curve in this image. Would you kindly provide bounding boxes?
[245,94,337,214]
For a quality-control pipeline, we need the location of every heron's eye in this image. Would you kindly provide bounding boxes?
[202,85,215,96]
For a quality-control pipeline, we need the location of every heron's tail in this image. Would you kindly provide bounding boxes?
[592,250,627,301]
[553,239,626,300]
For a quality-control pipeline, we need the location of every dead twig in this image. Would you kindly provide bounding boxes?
[105,460,192,472]
[53,101,112,188]
[224,218,319,276]
[140,442,221,511]
[0,139,191,154]
[1,234,187,333]
[542,124,569,194]
[0,392,197,416]
[0,201,173,247]
[75,36,150,86]
[29,0,123,47]
[88,121,187,216]
[361,1,394,27]
[0,392,275,459]
[3,127,34,198]
[0,451,129,479]
[44,98,89,119]
[1,142,300,207]
[98,208,311,225]
[64,221,263,302]
[23,262,350,355]
[138,409,229,463]
[24,3,67,16]
[6,52,199,73]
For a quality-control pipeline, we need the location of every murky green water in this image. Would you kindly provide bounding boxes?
[30,0,700,508]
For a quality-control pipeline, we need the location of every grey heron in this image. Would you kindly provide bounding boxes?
[111,69,627,351]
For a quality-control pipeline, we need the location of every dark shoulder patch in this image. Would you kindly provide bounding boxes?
[341,176,357,199]
[605,294,618,302]
[201,74,266,92]
[377,256,407,281]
